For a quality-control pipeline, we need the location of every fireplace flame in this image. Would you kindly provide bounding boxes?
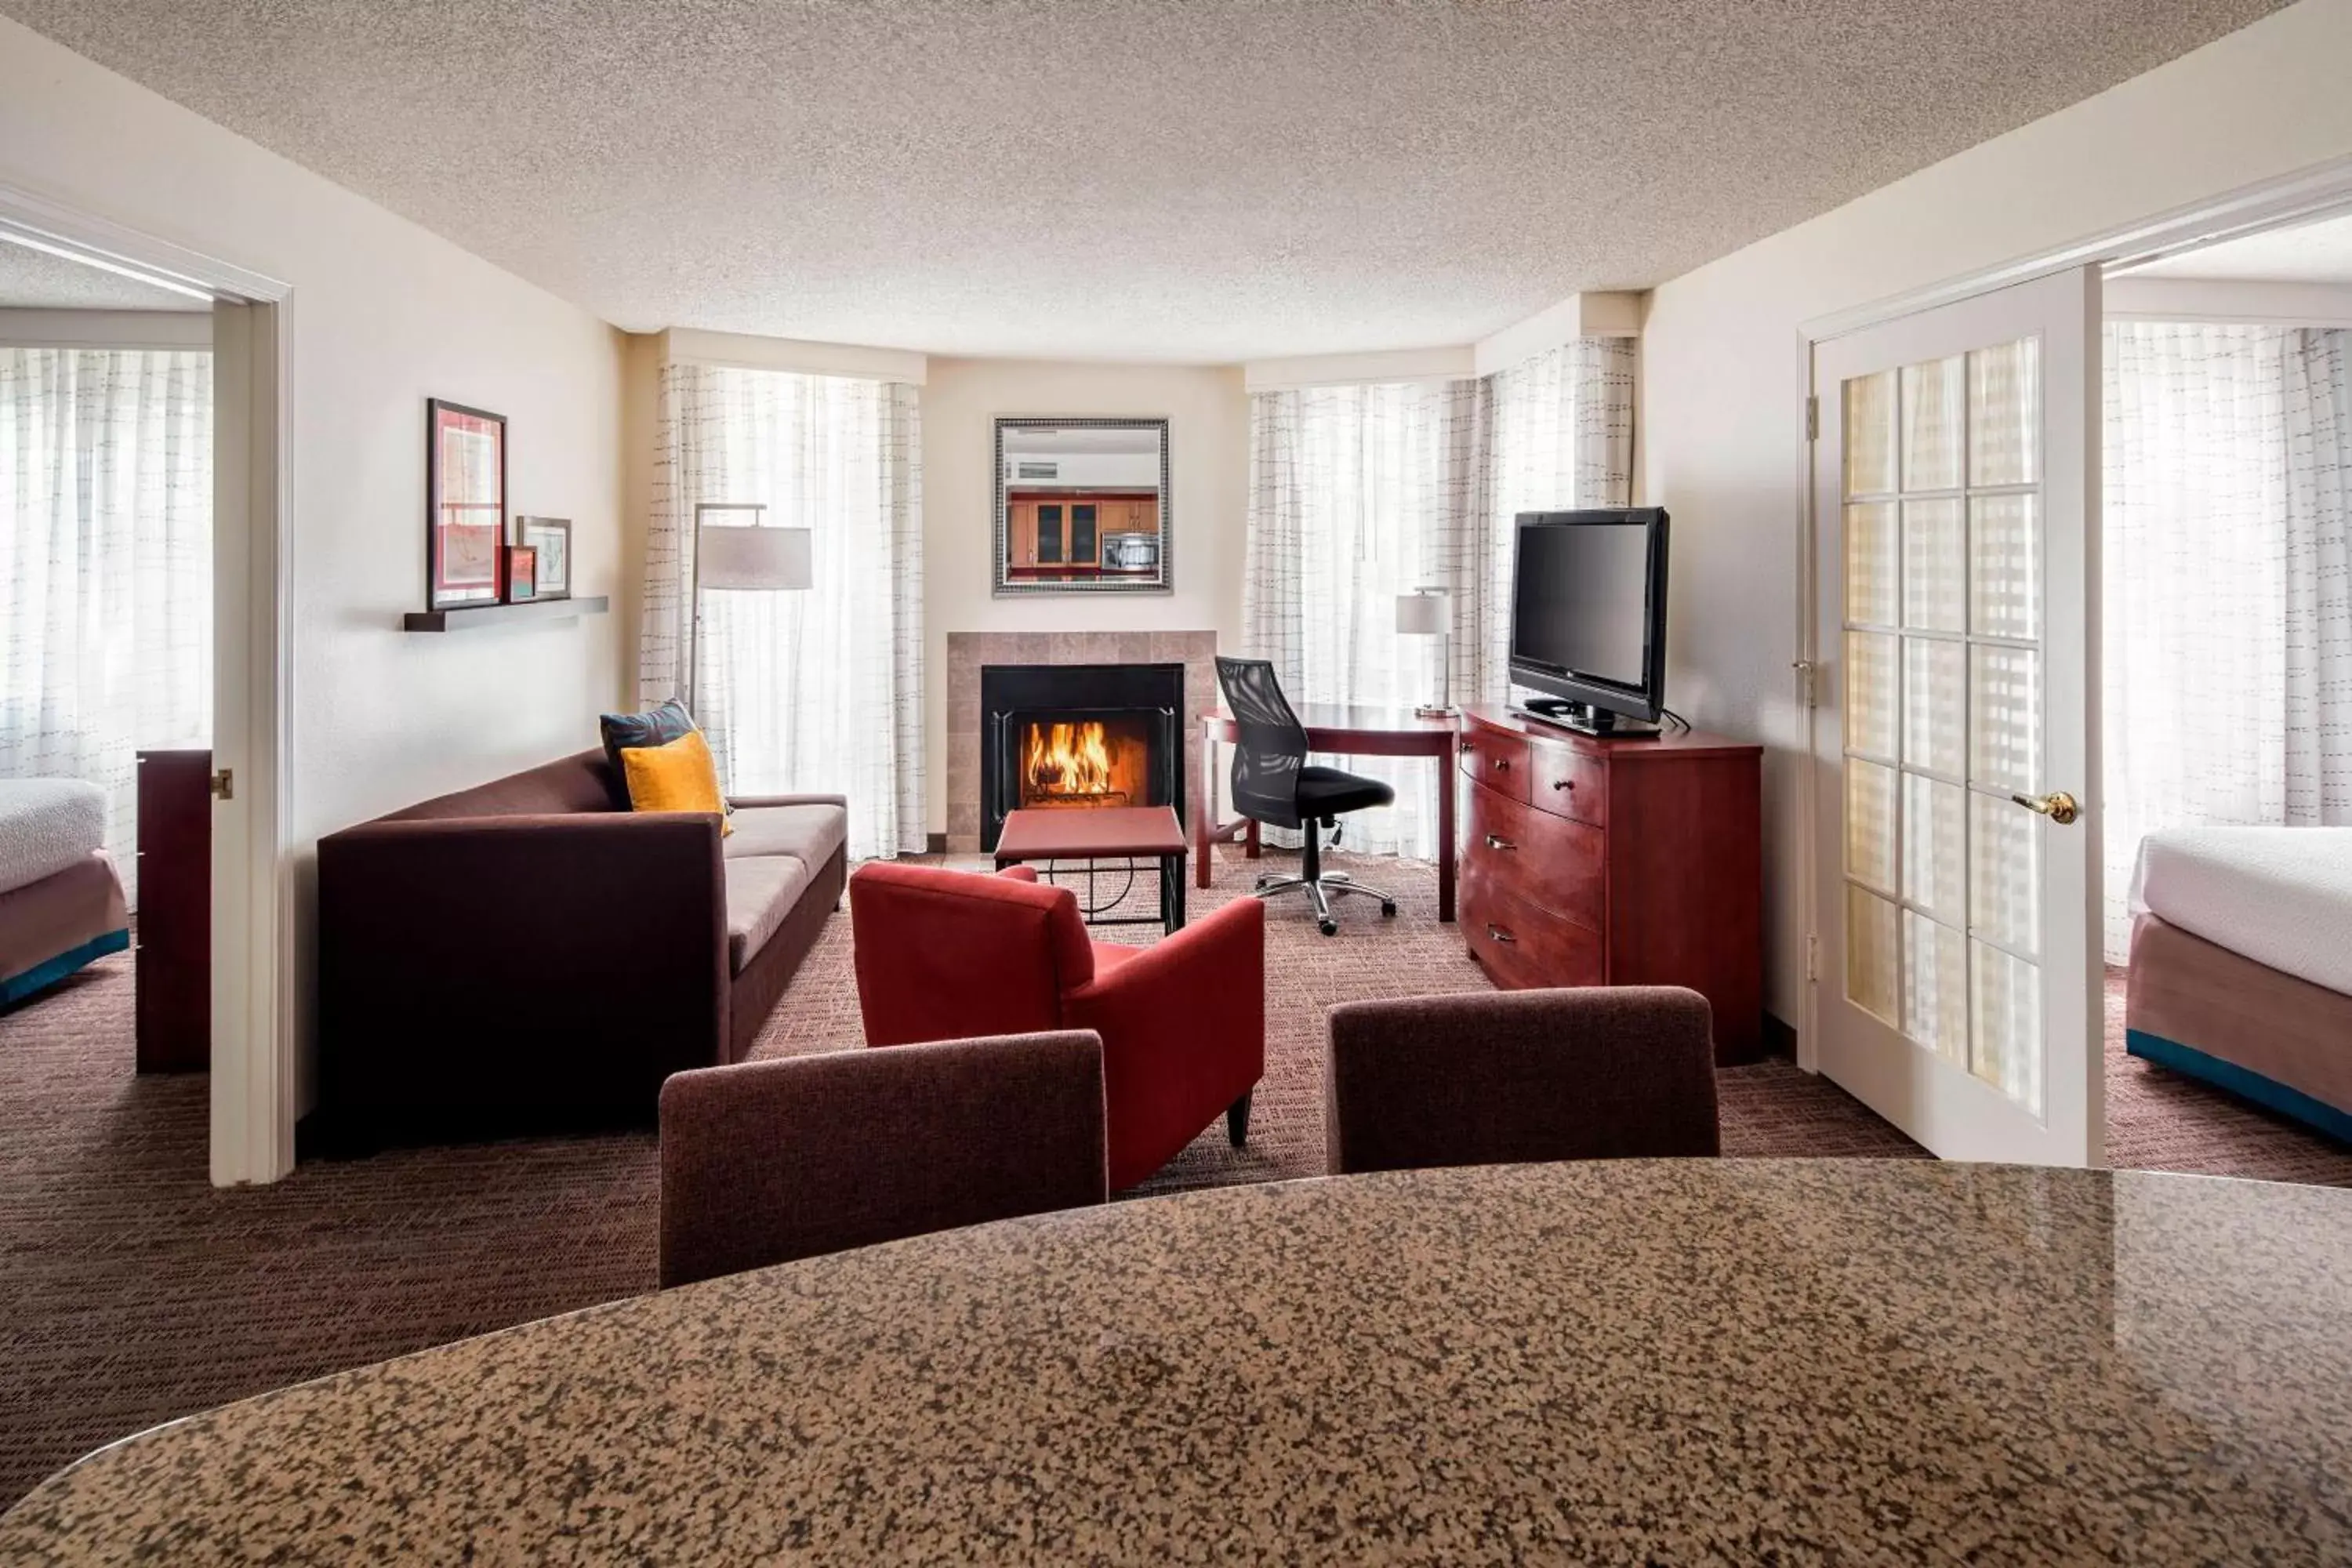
[1024,721,1119,802]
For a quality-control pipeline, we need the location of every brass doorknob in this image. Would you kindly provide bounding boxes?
[2011,789,2081,826]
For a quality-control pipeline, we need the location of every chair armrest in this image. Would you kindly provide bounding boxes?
[317,811,729,1127]
[725,792,849,811]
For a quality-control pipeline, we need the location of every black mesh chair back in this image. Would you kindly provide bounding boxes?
[1216,657,1307,829]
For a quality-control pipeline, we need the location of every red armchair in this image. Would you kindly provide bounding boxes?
[848,861,1265,1190]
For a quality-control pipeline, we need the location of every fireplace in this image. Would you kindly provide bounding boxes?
[980,662,1184,851]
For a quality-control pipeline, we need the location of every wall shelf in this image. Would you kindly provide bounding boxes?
[403,595,608,633]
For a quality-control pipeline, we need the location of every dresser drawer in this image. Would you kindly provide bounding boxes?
[1457,726,1532,803]
[1464,783,1605,932]
[1461,873,1605,992]
[1527,739,1606,827]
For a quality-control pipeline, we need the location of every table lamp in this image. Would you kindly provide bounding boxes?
[1396,586,1454,717]
[687,503,813,711]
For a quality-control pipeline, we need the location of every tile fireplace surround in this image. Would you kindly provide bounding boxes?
[946,630,1218,853]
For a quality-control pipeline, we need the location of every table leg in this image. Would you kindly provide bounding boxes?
[1195,731,1214,889]
[1164,851,1185,934]
[1246,818,1260,860]
[1436,748,1456,923]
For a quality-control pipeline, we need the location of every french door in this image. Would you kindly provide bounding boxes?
[1810,267,2103,1165]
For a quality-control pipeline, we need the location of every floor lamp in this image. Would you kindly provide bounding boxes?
[687,503,814,714]
[1396,586,1454,717]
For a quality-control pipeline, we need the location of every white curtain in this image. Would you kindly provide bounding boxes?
[0,348,213,904]
[1239,339,1635,856]
[639,361,925,859]
[2102,322,2352,959]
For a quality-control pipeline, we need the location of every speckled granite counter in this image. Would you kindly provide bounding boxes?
[4,1160,2349,1564]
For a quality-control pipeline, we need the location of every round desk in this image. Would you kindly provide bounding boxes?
[5,1161,2348,1563]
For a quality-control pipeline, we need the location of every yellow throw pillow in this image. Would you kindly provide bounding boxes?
[619,728,731,835]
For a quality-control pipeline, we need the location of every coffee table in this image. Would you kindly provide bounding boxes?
[993,805,1187,935]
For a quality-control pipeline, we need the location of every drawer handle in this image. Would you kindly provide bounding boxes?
[1458,738,1474,755]
[1486,924,1516,944]
[1491,757,1511,771]
[1551,779,1573,792]
[1483,833,1516,851]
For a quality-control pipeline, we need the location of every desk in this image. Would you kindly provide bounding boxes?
[1196,704,1461,921]
[8,1162,2349,1563]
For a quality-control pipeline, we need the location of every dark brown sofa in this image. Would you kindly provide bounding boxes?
[313,749,848,1149]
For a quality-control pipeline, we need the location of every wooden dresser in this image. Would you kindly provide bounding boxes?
[1455,705,1764,1063]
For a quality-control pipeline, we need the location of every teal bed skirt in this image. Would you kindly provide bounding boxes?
[2126,1028,2352,1145]
[0,928,129,1010]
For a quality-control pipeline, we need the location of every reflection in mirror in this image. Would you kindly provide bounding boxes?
[995,418,1170,594]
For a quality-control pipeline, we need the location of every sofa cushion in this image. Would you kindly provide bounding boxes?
[724,855,814,975]
[387,750,619,822]
[598,699,699,808]
[724,802,848,869]
[620,730,731,836]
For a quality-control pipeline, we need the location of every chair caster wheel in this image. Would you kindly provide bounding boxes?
[1317,917,1339,936]
[1381,901,1398,917]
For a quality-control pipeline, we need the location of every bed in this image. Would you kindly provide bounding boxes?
[2127,827,2352,1143]
[0,779,129,1008]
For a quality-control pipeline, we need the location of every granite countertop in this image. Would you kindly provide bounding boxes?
[3,1159,2348,1564]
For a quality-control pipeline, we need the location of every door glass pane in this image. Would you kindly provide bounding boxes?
[1847,760,1899,895]
[1970,493,2039,640]
[1846,503,1898,626]
[1903,639,1965,777]
[1971,942,2042,1115]
[1036,504,1063,564]
[1845,632,1899,760]
[1904,910,1968,1065]
[1969,338,2040,487]
[1903,773,1965,923]
[1902,499,1965,632]
[1969,644,2040,793]
[1970,790,2040,959]
[1071,504,1098,564]
[1900,354,1965,492]
[1845,371,1897,496]
[1848,886,1900,1027]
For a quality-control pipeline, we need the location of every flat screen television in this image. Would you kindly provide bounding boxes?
[1507,507,1669,735]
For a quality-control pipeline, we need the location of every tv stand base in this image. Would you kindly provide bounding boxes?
[1511,699,1661,739]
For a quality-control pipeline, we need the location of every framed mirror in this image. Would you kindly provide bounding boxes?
[994,417,1171,595]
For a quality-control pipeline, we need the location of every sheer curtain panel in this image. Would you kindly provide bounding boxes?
[2102,323,2352,959]
[0,348,212,903]
[638,362,925,859]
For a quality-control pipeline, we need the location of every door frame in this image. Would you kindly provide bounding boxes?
[0,180,297,1186]
[1791,149,2352,1079]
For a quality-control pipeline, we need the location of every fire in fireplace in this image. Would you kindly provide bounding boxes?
[1021,718,1152,809]
[979,662,1185,851]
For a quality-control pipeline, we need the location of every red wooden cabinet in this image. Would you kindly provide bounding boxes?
[1456,706,1764,1064]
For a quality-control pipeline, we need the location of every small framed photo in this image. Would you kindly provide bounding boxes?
[426,399,506,610]
[517,517,572,601]
[505,544,539,603]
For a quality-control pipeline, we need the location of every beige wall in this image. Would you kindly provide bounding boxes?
[920,358,1250,833]
[1639,0,2352,1029]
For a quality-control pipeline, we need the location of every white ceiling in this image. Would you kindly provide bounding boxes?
[2129,209,2352,285]
[0,0,2288,361]
[0,239,195,310]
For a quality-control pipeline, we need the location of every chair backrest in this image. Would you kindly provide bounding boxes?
[848,861,1096,1045]
[659,1030,1109,1287]
[1216,656,1308,829]
[1324,986,1720,1174]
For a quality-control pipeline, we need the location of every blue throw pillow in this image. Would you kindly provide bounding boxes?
[597,698,698,807]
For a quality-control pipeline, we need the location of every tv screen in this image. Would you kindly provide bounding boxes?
[1512,519,1653,689]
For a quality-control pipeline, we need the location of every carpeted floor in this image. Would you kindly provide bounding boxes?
[1,847,2345,1509]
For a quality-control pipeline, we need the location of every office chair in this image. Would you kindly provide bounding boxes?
[1215,656,1399,935]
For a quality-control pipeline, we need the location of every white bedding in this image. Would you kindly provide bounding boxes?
[0,779,109,898]
[2136,827,2352,996]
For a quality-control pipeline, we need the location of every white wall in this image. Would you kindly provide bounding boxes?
[0,17,627,1102]
[921,357,1250,833]
[0,307,211,348]
[1639,0,2352,1029]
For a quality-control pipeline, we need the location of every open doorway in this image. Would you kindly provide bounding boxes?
[2098,211,2352,1180]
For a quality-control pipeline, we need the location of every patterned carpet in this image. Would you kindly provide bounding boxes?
[0,847,2344,1509]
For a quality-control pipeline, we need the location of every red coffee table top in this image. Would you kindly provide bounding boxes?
[994,805,1187,861]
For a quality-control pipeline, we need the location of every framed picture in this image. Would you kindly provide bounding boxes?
[993,416,1171,597]
[426,399,507,610]
[506,544,539,603]
[517,516,572,600]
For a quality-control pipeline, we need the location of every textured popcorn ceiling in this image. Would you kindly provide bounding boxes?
[2129,210,2352,284]
[0,0,2287,361]
[0,242,194,310]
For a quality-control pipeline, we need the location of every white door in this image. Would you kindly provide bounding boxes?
[1810,267,2102,1165]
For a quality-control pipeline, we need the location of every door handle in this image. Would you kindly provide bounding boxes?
[2011,789,2081,826]
[1483,834,1515,851]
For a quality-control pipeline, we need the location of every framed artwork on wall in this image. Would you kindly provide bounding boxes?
[517,516,572,601]
[993,416,1171,597]
[426,399,507,610]
[505,544,539,603]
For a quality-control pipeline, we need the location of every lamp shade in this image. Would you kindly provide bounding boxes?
[1395,588,1450,636]
[699,524,813,590]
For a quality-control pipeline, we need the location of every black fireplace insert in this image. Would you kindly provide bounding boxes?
[979,662,1184,851]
